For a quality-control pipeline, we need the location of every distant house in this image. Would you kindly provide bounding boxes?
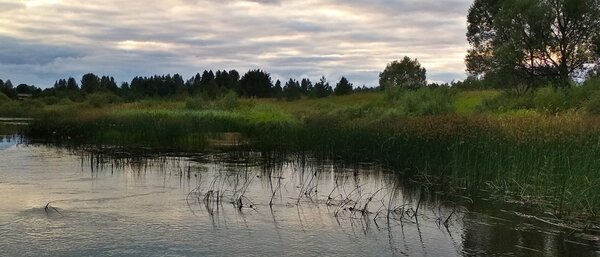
[17,93,32,100]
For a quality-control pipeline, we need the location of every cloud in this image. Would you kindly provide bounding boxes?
[0,36,83,65]
[0,1,24,10]
[0,0,472,87]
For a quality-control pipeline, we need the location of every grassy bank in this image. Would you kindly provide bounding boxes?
[6,86,600,217]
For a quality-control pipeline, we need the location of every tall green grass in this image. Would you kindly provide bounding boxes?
[18,87,600,217]
[248,113,600,217]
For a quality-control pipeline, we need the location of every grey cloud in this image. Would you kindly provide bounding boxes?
[0,1,24,11]
[245,0,282,4]
[283,21,325,33]
[0,0,472,87]
[338,0,471,16]
[203,0,282,3]
[428,72,467,83]
[0,36,84,65]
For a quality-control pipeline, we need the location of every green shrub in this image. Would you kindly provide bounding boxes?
[533,87,568,114]
[0,92,10,103]
[383,87,455,115]
[477,91,535,113]
[246,103,297,123]
[0,99,44,117]
[57,98,74,105]
[87,92,121,108]
[399,87,455,115]
[216,91,239,111]
[585,91,600,115]
[332,105,378,120]
[41,96,61,105]
[572,78,600,109]
[454,91,501,114]
[186,96,208,110]
[24,99,45,109]
[383,86,403,101]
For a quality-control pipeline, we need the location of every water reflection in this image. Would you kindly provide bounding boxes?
[0,145,598,256]
[0,134,21,150]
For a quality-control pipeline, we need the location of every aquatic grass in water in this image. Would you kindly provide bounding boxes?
[248,113,600,217]
[21,93,600,218]
[27,109,239,149]
[90,109,250,148]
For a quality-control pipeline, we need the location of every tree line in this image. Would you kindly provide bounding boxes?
[0,69,375,102]
[0,55,505,104]
[3,0,600,101]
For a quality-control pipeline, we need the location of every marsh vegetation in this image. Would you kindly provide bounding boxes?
[2,78,600,221]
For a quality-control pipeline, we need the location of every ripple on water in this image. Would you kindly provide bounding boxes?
[0,145,599,257]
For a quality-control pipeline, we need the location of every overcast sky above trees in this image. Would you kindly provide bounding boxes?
[0,0,472,88]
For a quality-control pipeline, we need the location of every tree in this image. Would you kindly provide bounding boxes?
[300,78,313,95]
[200,70,215,88]
[238,69,273,98]
[67,77,79,91]
[4,80,13,91]
[81,73,101,93]
[228,70,240,91]
[100,76,118,93]
[54,79,67,90]
[466,0,600,89]
[590,64,600,79]
[215,70,229,90]
[379,57,427,89]
[283,78,302,101]
[199,70,219,99]
[0,79,17,99]
[188,73,202,95]
[312,76,332,98]
[171,74,186,97]
[272,79,283,99]
[334,77,353,95]
[16,84,40,95]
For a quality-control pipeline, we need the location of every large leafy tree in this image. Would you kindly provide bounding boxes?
[379,57,427,89]
[54,79,67,90]
[466,0,600,90]
[228,70,240,91]
[81,73,101,93]
[0,79,17,99]
[16,83,40,95]
[100,76,118,93]
[67,77,79,91]
[238,69,273,98]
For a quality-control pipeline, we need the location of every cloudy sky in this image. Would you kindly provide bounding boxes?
[0,0,473,88]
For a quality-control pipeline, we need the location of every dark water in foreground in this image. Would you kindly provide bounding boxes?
[0,136,599,256]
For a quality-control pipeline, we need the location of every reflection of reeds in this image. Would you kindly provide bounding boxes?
[73,148,480,240]
[44,202,63,216]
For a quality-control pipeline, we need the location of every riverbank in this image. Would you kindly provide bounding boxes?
[6,89,600,219]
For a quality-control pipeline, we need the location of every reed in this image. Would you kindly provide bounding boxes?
[18,89,600,217]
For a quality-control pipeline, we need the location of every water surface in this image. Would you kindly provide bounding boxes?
[0,138,599,256]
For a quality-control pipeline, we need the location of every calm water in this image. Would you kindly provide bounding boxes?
[0,135,599,256]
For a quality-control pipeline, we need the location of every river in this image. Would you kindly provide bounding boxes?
[0,134,599,256]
